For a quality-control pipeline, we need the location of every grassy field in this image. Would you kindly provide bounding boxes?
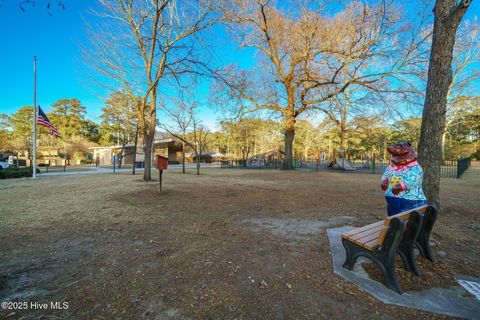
[0,168,479,319]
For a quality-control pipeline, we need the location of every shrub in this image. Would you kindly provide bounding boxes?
[80,157,93,164]
[0,167,41,179]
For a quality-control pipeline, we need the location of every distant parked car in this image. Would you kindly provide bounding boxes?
[0,162,9,170]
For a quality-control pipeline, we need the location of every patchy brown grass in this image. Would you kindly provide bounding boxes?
[0,168,478,319]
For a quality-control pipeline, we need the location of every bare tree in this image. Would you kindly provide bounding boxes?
[442,19,480,158]
[18,0,65,15]
[417,0,473,206]
[88,0,216,180]
[159,104,210,175]
[190,117,210,175]
[317,86,389,157]
[159,99,193,173]
[213,0,429,169]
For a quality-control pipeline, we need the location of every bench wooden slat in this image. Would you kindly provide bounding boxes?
[348,227,384,245]
[342,205,428,251]
[363,238,381,250]
[342,225,385,250]
[341,220,383,238]
[352,228,384,244]
[348,225,384,241]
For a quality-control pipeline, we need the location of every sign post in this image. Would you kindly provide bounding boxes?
[159,169,163,192]
[156,155,168,192]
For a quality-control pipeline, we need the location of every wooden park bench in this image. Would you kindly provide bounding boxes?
[341,204,438,294]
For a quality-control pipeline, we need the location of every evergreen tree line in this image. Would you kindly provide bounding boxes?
[1,94,478,162]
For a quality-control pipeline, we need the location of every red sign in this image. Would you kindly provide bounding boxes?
[156,155,168,170]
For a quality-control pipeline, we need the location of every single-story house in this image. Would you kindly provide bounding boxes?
[185,151,226,163]
[89,139,183,166]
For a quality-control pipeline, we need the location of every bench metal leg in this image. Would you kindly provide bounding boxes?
[341,238,355,270]
[341,240,404,294]
[342,246,403,294]
[416,205,438,262]
[398,243,421,276]
[397,210,424,276]
[381,261,403,294]
[416,238,434,262]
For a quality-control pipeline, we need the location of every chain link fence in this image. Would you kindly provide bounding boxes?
[221,157,472,178]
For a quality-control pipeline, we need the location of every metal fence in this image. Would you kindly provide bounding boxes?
[440,160,458,178]
[456,157,471,178]
[221,158,390,172]
[221,159,360,171]
[221,159,283,169]
[353,158,472,178]
[221,157,472,178]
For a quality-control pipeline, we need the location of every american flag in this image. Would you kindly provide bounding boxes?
[37,106,61,138]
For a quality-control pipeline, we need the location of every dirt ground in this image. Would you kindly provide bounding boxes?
[0,167,479,320]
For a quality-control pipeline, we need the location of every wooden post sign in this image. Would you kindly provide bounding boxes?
[156,155,168,192]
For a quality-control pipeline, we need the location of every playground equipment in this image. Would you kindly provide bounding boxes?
[249,149,285,168]
[335,158,357,171]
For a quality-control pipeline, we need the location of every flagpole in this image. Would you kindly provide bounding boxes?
[33,56,37,179]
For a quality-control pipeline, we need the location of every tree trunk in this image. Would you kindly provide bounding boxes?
[339,97,348,158]
[417,0,470,206]
[339,128,346,157]
[143,132,154,181]
[143,91,158,181]
[182,141,186,174]
[196,152,200,175]
[282,115,296,170]
[132,124,138,175]
[118,146,124,169]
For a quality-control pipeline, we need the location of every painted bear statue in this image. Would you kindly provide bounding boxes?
[381,141,427,216]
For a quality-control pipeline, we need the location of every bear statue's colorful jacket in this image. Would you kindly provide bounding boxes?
[381,161,427,201]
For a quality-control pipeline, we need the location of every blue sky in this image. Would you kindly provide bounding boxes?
[0,1,103,120]
[0,0,255,128]
[0,0,478,129]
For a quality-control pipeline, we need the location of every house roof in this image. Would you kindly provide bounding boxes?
[253,149,285,158]
[185,152,225,158]
[89,139,176,150]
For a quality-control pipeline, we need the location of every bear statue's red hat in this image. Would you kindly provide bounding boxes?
[387,141,417,166]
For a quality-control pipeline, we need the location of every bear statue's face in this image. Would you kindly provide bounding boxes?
[387,141,417,165]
